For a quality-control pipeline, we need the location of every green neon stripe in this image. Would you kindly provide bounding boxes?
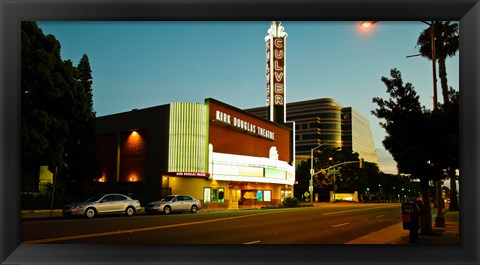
[168,102,207,173]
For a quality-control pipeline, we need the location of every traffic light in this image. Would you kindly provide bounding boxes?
[359,158,364,168]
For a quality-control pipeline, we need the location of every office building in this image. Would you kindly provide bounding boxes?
[246,98,378,165]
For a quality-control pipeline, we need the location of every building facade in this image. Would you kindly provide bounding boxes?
[246,98,378,165]
[96,98,295,209]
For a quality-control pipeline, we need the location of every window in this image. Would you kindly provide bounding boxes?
[102,195,115,202]
[218,188,225,203]
[114,195,126,201]
[257,191,263,202]
[204,188,211,203]
[281,189,292,201]
[256,190,272,202]
[209,188,225,203]
[302,134,319,140]
[182,196,192,201]
[264,191,272,202]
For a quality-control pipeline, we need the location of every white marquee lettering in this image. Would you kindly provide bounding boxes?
[275,84,284,93]
[216,109,275,140]
[216,110,231,124]
[274,38,283,48]
[274,72,284,82]
[275,49,283,59]
[275,95,284,105]
[274,60,283,71]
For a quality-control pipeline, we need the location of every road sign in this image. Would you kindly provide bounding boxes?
[328,169,340,174]
[304,191,310,198]
[308,186,313,192]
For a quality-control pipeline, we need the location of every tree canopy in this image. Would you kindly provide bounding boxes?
[372,68,459,232]
[21,21,101,188]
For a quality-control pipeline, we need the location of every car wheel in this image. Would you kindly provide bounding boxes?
[163,206,171,215]
[191,205,198,213]
[125,206,135,216]
[85,208,97,218]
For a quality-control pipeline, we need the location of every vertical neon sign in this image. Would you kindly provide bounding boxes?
[265,21,287,123]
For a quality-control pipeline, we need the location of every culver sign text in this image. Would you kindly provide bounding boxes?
[266,37,285,106]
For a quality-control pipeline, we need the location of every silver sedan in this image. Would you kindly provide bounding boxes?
[145,195,201,214]
[62,193,141,218]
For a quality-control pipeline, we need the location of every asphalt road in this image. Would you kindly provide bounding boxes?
[22,203,401,244]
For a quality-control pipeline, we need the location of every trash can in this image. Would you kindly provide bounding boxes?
[402,202,420,243]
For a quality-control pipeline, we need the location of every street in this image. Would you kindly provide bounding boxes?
[22,203,402,244]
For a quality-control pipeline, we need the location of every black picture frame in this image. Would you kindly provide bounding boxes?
[1,0,479,264]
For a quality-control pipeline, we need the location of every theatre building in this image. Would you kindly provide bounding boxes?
[96,98,295,209]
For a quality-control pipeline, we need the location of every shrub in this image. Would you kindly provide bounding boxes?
[280,197,299,207]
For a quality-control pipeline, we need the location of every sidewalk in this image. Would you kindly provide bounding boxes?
[396,210,459,244]
[346,210,459,244]
[21,209,64,220]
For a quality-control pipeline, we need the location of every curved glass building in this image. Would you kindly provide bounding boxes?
[246,98,378,166]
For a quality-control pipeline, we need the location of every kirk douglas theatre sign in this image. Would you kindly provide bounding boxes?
[215,110,275,140]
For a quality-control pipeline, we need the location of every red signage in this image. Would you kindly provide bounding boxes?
[266,39,271,106]
[267,37,286,107]
[273,37,285,106]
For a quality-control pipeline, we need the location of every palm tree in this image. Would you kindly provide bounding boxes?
[416,21,459,106]
[416,21,460,211]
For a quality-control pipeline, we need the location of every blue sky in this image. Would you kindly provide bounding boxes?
[36,21,460,174]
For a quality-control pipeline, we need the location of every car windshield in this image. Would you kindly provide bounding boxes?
[160,195,176,202]
[85,195,104,203]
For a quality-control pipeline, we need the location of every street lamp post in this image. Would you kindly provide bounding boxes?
[310,140,340,203]
[361,20,444,227]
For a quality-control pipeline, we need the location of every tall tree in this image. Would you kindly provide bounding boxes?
[417,21,459,107]
[372,68,435,233]
[21,21,70,189]
[430,89,459,211]
[22,22,101,194]
[62,54,102,184]
[417,21,459,211]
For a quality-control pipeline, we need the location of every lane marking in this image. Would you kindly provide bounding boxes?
[332,222,350,228]
[376,215,385,218]
[23,205,398,244]
[322,205,395,216]
[22,212,276,244]
[244,240,261,244]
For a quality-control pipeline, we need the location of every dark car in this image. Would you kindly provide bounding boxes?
[63,193,141,218]
[145,195,201,214]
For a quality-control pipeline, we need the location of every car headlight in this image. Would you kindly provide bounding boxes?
[73,205,85,209]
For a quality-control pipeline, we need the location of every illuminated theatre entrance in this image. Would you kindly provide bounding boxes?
[201,98,295,209]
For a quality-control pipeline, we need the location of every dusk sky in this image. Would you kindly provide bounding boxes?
[36,21,460,174]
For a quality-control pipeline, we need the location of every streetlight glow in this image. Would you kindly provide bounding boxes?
[360,21,377,28]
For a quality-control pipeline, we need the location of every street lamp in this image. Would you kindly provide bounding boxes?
[360,21,437,109]
[361,20,444,227]
[327,157,337,202]
[310,140,341,203]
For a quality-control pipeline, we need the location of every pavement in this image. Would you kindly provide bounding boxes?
[20,204,459,245]
[346,210,459,244]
